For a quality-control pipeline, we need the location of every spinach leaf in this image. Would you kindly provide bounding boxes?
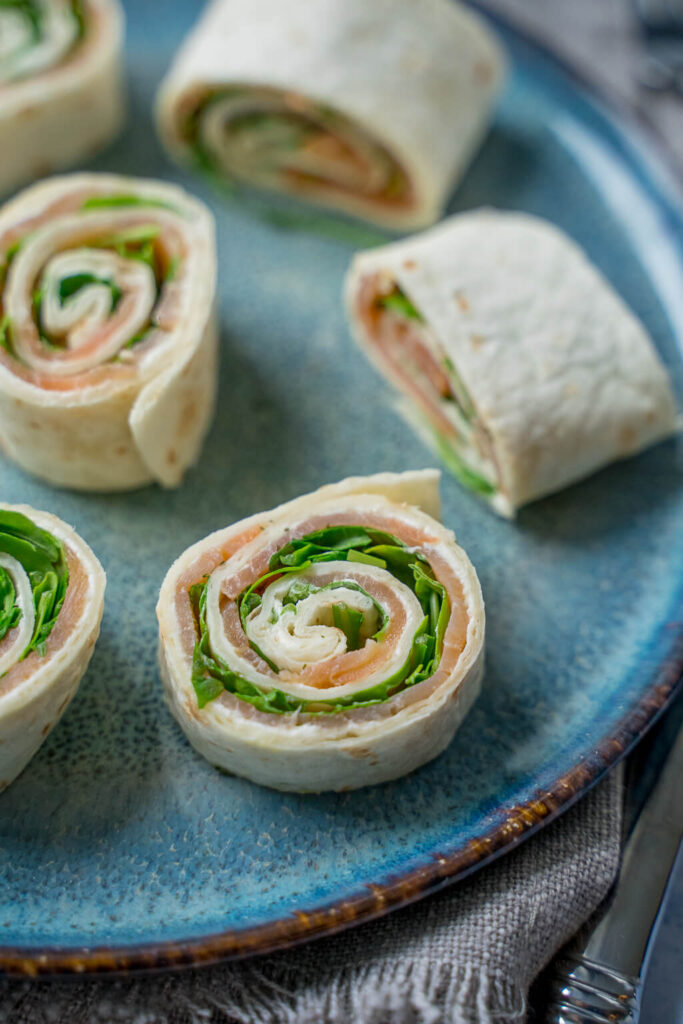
[0,510,69,665]
[58,272,122,312]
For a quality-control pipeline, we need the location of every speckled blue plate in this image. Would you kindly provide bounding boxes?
[0,0,682,977]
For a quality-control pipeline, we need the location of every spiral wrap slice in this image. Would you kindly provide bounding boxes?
[156,0,504,229]
[0,0,123,195]
[0,173,218,490]
[346,211,678,515]
[0,503,105,792]
[157,470,485,792]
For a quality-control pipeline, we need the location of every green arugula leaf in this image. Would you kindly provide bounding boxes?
[443,356,477,422]
[4,236,26,265]
[378,288,423,322]
[0,314,11,353]
[82,194,180,213]
[0,566,21,642]
[96,224,161,247]
[71,0,85,38]
[347,549,386,569]
[93,224,162,285]
[331,602,364,651]
[434,433,497,497]
[0,510,69,669]
[165,255,181,282]
[282,578,314,605]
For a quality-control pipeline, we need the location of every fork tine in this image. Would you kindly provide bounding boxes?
[543,955,639,1023]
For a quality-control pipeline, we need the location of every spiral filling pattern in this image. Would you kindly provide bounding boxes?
[182,87,412,209]
[0,194,190,387]
[190,517,463,716]
[0,0,85,87]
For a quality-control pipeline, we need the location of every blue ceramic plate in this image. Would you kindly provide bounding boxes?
[0,0,681,976]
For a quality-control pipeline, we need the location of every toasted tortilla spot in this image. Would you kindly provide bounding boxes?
[474,60,494,85]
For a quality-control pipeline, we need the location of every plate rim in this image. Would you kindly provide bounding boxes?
[3,656,681,977]
[2,11,683,977]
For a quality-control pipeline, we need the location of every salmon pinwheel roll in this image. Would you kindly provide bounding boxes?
[155,0,505,230]
[0,503,105,792]
[157,470,484,792]
[0,173,218,491]
[0,0,124,197]
[346,211,678,517]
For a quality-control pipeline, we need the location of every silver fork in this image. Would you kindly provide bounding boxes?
[543,709,683,1023]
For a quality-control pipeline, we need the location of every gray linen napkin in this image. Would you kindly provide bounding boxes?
[0,769,621,1024]
[473,0,683,178]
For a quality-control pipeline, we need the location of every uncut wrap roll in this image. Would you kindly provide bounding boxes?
[0,503,105,791]
[0,173,218,491]
[346,210,678,516]
[0,0,124,196]
[157,470,485,792]
[155,0,505,230]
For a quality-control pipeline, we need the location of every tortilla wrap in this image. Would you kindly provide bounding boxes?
[345,210,678,515]
[157,469,485,792]
[0,173,218,491]
[0,0,124,197]
[0,503,105,792]
[156,0,505,229]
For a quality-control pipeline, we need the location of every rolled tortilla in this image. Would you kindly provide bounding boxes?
[0,173,218,491]
[155,0,505,230]
[345,210,678,516]
[157,469,485,792]
[0,503,105,792]
[0,0,124,197]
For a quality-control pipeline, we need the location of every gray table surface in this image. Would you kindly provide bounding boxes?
[475,2,683,1021]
